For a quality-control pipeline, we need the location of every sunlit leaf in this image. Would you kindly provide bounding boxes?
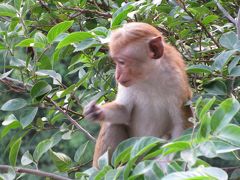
[56,32,94,49]
[19,107,38,128]
[0,3,17,17]
[187,64,212,74]
[211,98,240,134]
[33,139,53,162]
[47,20,74,43]
[111,4,134,27]
[218,124,240,146]
[162,167,228,180]
[21,151,33,166]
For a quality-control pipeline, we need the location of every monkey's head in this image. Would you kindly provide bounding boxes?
[109,22,164,87]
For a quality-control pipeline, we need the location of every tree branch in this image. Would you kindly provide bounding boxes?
[47,98,96,142]
[0,165,71,180]
[0,77,31,93]
[0,77,95,142]
[214,0,236,25]
[62,7,112,18]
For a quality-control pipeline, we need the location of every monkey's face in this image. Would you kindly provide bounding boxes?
[111,41,155,87]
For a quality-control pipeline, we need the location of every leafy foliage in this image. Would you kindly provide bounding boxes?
[0,0,240,179]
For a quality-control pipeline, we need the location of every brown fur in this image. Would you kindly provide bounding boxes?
[84,22,192,168]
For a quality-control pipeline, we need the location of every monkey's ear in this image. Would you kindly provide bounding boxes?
[149,36,164,59]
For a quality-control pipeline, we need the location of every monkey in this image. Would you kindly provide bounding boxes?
[83,22,192,168]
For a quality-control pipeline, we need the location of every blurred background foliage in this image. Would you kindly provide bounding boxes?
[0,0,240,179]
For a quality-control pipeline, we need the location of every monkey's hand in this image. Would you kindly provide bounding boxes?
[83,101,105,122]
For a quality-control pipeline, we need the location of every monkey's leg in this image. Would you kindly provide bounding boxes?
[93,122,129,168]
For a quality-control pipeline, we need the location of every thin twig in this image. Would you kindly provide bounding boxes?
[48,98,96,142]
[60,106,84,118]
[62,7,111,18]
[214,0,236,25]
[0,165,71,180]
[237,9,240,39]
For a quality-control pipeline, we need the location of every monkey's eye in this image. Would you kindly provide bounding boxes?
[117,59,125,65]
[118,61,125,65]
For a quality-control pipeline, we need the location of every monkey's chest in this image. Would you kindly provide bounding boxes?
[129,97,172,137]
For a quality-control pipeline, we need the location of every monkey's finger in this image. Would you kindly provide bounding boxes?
[83,100,97,115]
[85,110,103,121]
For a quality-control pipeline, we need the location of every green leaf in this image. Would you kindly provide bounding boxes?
[16,38,34,47]
[19,107,38,128]
[104,169,121,180]
[56,32,94,49]
[211,98,240,134]
[130,137,163,158]
[35,70,62,85]
[195,96,203,118]
[1,120,21,139]
[31,81,52,100]
[124,158,137,179]
[21,151,33,166]
[73,38,99,52]
[0,3,17,17]
[10,57,26,67]
[198,97,216,138]
[187,64,212,74]
[199,97,216,120]
[130,160,164,180]
[14,0,22,10]
[228,56,240,74]
[49,150,72,172]
[162,141,191,156]
[74,141,94,165]
[219,31,237,49]
[33,139,53,162]
[0,167,16,180]
[0,70,13,79]
[34,32,48,48]
[204,79,227,96]
[229,66,240,76]
[212,50,236,71]
[94,166,112,180]
[2,114,17,126]
[162,167,228,180]
[180,149,197,165]
[111,4,134,28]
[98,151,109,170]
[112,137,139,167]
[213,139,240,154]
[1,98,27,111]
[78,67,86,79]
[218,124,240,146]
[47,20,74,43]
[202,15,218,25]
[9,138,22,166]
[55,84,76,99]
[198,141,217,158]
[83,167,98,177]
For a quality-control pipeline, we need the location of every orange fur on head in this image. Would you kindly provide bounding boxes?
[109,22,163,56]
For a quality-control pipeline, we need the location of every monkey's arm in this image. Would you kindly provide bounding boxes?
[83,101,131,125]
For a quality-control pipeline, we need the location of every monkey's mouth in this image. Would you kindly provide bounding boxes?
[120,80,131,87]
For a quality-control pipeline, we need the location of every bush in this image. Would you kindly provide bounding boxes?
[0,0,239,179]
